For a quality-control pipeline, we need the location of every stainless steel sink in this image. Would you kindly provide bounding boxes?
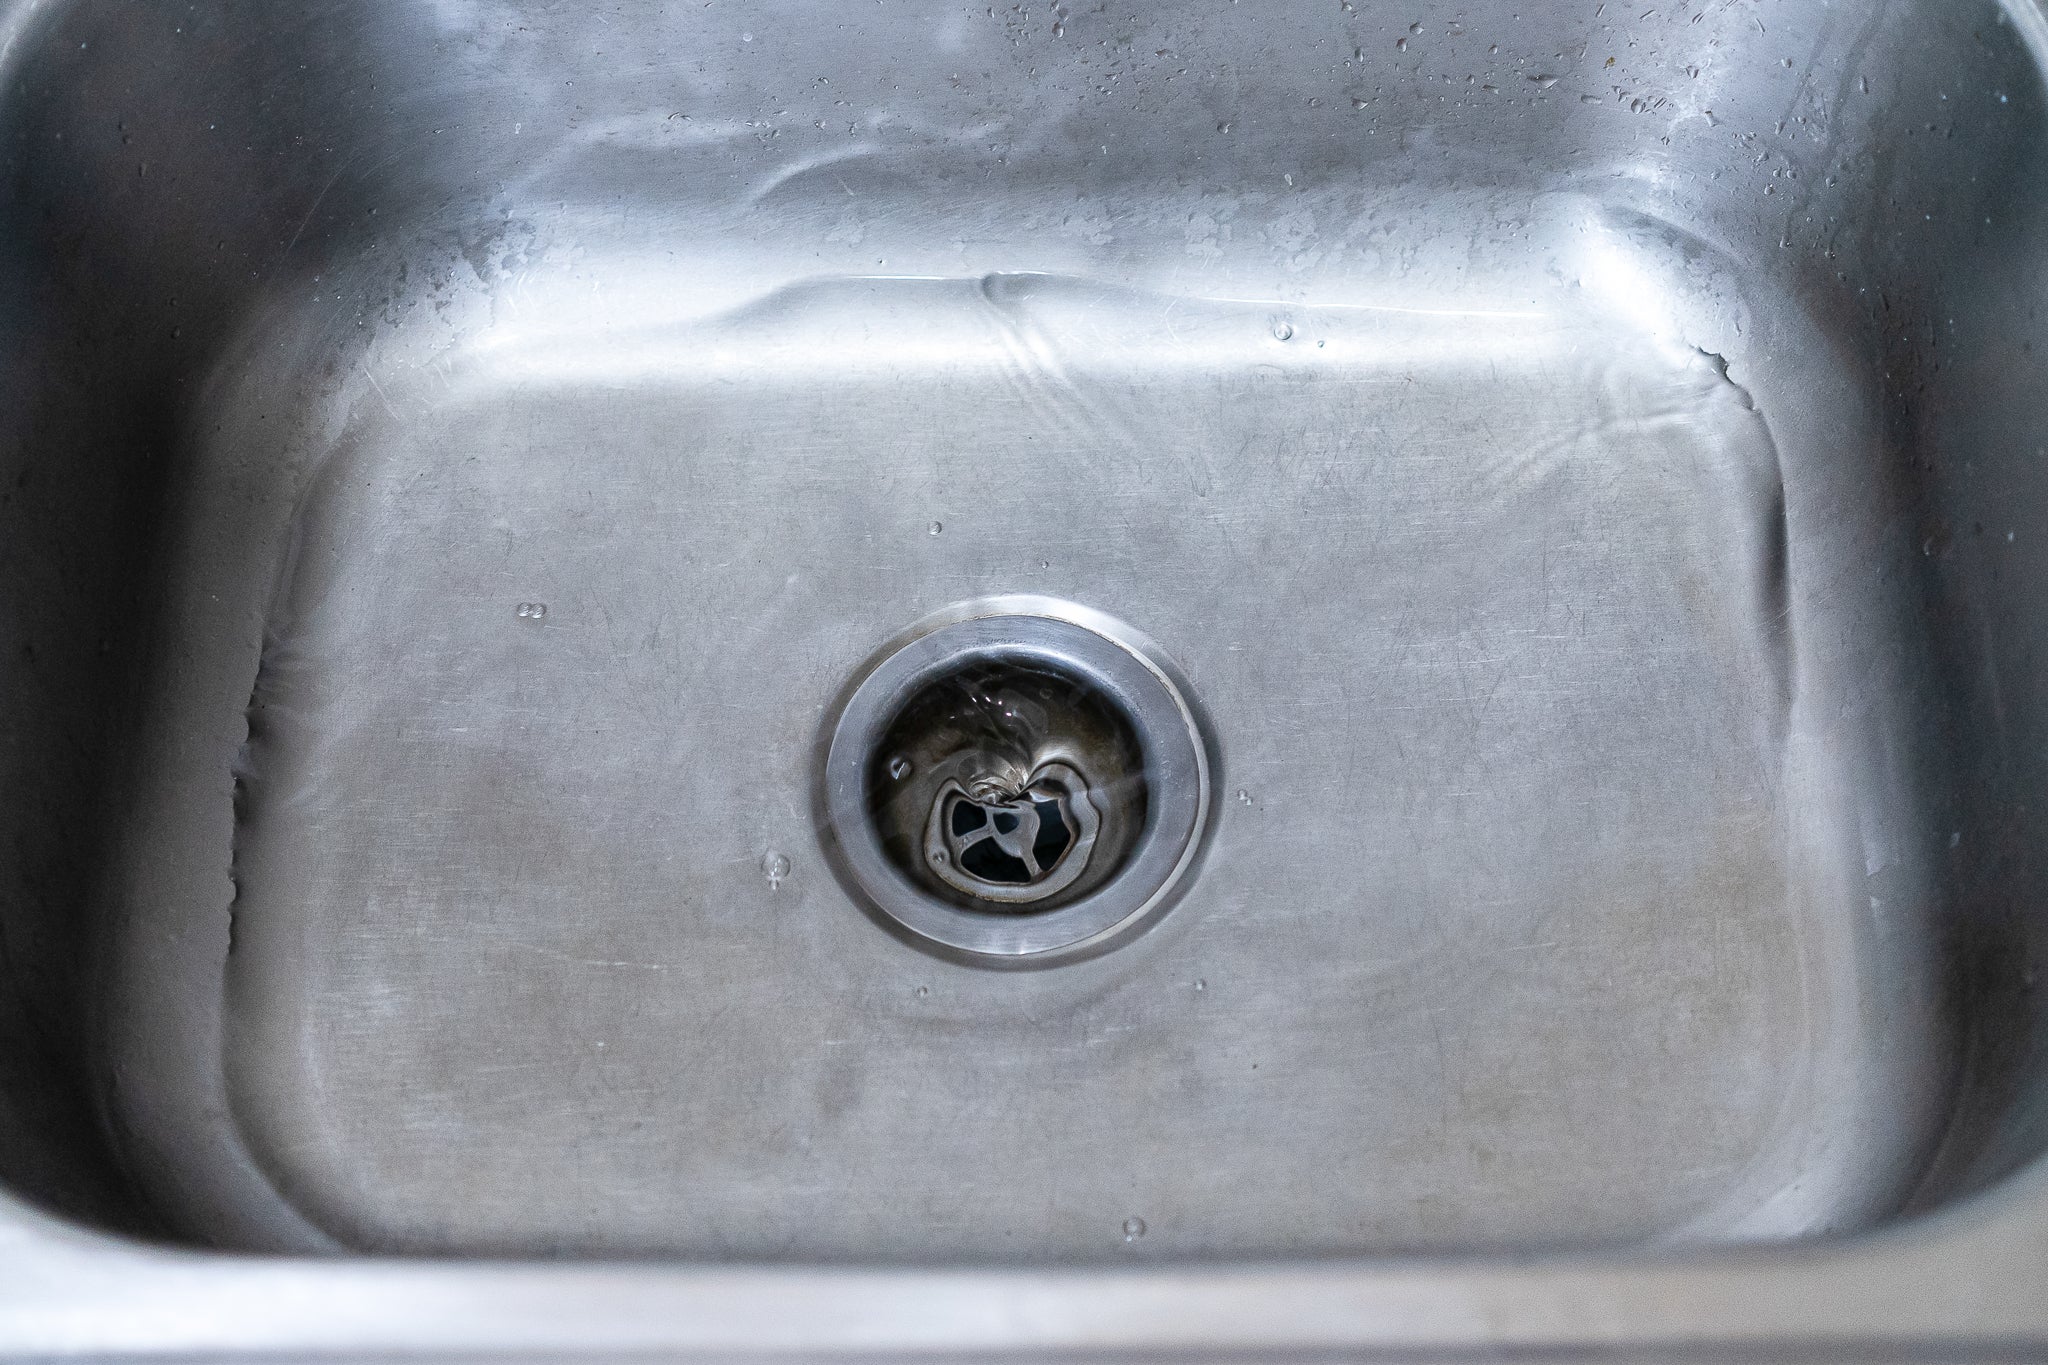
[5,0,2048,1355]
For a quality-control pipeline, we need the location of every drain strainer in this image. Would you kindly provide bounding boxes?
[820,597,1213,966]
[925,761,1099,902]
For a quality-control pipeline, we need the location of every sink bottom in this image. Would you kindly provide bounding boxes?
[175,262,1942,1257]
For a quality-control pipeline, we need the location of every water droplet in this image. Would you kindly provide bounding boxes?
[916,985,930,998]
[1194,978,1207,992]
[762,851,791,889]
[1271,320,1294,341]
[1407,20,1422,33]
[1123,1216,1147,1241]
[515,601,548,621]
[1395,36,1408,50]
[1351,97,1369,110]
[929,520,944,536]
[1237,789,1253,804]
[888,755,914,781]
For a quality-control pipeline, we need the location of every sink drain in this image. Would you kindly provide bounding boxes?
[821,597,1212,966]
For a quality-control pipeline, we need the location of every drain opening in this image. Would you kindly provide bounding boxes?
[870,659,1142,911]
[923,759,1101,902]
[945,792,1075,884]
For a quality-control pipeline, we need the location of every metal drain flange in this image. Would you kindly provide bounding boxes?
[820,597,1212,966]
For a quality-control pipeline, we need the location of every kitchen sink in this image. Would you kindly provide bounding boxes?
[4,0,2048,1355]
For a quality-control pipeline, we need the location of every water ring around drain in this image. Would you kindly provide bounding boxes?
[818,597,1214,967]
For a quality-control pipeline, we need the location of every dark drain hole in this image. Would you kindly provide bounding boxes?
[953,798,1075,885]
[1031,799,1072,867]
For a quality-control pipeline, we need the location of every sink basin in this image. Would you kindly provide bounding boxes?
[4,0,2048,1353]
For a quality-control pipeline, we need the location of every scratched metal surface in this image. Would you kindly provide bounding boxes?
[0,0,2042,1283]
[221,273,1832,1256]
